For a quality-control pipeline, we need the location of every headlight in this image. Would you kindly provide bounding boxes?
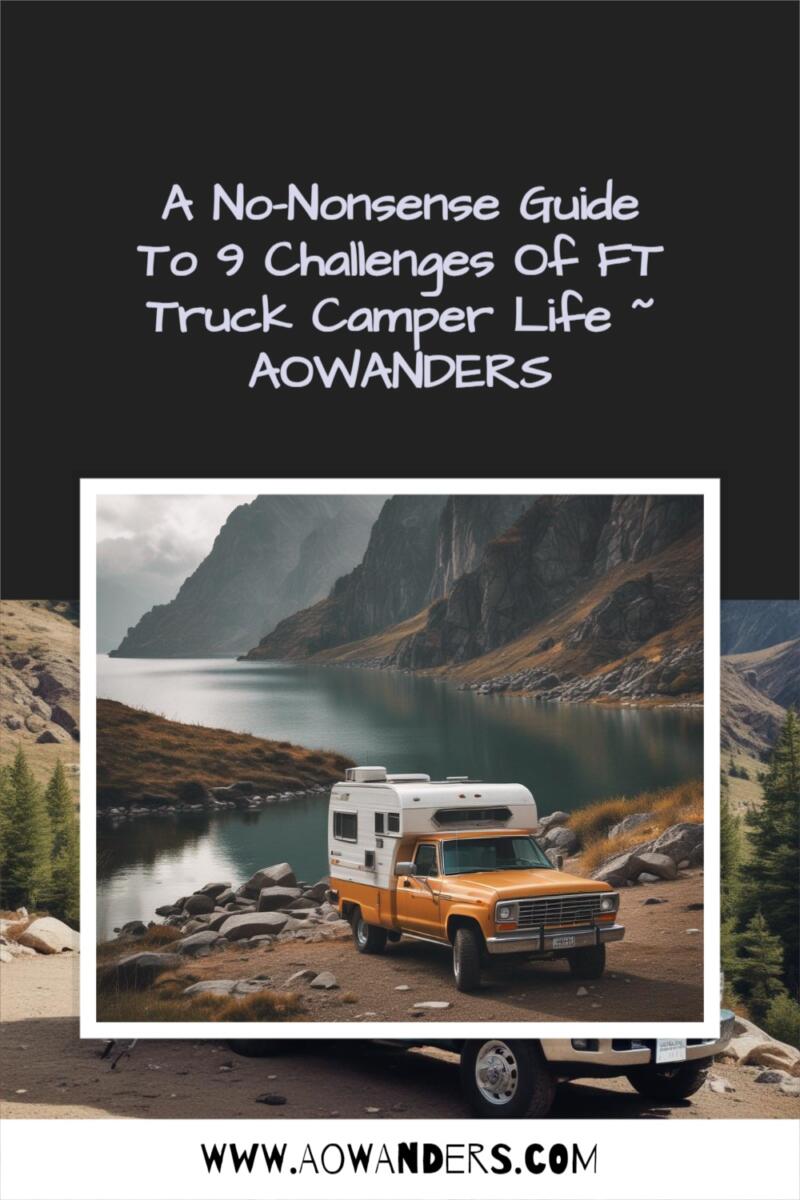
[495,901,519,923]
[599,893,619,912]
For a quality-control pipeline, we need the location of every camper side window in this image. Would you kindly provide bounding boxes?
[387,812,400,834]
[333,811,357,842]
[374,812,384,834]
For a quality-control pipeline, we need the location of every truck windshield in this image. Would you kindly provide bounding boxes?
[442,835,553,875]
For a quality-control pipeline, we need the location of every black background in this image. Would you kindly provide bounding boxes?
[2,1,798,599]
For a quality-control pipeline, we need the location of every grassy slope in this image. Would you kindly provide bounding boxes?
[97,699,352,803]
[306,529,703,699]
[0,600,79,800]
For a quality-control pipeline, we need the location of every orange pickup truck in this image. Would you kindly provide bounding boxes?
[328,767,624,991]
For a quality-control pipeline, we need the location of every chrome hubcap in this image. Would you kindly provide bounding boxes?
[475,1042,518,1105]
[357,918,367,945]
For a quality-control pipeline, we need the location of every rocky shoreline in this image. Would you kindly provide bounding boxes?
[281,648,704,708]
[98,781,330,822]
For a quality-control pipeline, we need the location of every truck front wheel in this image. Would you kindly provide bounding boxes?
[460,1039,555,1118]
[626,1057,712,1101]
[351,909,387,954]
[452,925,483,992]
[567,944,606,979]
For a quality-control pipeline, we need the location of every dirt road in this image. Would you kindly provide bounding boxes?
[132,870,705,1024]
[3,949,794,1121]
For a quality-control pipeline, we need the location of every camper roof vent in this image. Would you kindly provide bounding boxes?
[386,773,431,784]
[445,776,470,782]
[346,766,388,783]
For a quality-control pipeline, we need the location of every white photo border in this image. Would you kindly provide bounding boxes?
[80,477,721,1039]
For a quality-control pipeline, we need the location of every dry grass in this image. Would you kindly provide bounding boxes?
[97,698,353,804]
[96,925,183,962]
[568,779,703,874]
[97,984,305,1023]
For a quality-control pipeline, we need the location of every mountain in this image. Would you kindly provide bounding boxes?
[721,600,800,655]
[244,495,447,659]
[0,600,80,796]
[110,495,384,657]
[247,494,705,704]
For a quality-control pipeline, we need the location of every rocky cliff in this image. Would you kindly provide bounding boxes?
[391,495,703,677]
[426,495,538,602]
[111,495,384,657]
[721,600,800,655]
[244,494,447,659]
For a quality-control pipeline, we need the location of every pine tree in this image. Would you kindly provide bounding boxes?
[720,771,741,922]
[733,911,787,1023]
[742,710,800,995]
[2,749,52,909]
[0,765,13,871]
[43,760,79,923]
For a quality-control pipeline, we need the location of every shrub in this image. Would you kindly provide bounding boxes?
[764,994,800,1050]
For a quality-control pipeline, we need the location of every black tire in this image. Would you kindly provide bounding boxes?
[460,1039,555,1118]
[567,944,606,979]
[626,1057,712,1101]
[227,1040,287,1058]
[351,909,388,954]
[452,925,483,992]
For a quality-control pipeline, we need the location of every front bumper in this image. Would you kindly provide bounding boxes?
[544,1010,736,1068]
[485,922,625,956]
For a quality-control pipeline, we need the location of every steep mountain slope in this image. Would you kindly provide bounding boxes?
[389,495,702,690]
[0,600,79,796]
[426,495,538,602]
[721,600,800,655]
[244,495,447,659]
[726,638,800,711]
[720,657,788,760]
[110,495,384,657]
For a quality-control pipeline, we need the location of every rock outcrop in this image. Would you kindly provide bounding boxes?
[0,600,80,746]
[391,495,703,681]
[245,495,447,659]
[111,495,384,657]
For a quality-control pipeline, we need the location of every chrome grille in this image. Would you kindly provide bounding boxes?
[516,893,607,929]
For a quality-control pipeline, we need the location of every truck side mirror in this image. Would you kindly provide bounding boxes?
[395,861,417,876]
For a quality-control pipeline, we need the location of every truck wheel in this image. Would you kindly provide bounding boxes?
[453,926,483,992]
[460,1040,555,1118]
[567,944,606,979]
[351,909,387,954]
[626,1057,712,1101]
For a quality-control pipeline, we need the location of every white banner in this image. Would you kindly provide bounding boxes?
[1,1118,797,1200]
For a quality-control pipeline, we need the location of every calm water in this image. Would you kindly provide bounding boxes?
[96,655,702,938]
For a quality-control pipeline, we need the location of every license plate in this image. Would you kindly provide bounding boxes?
[552,935,576,948]
[656,1038,687,1064]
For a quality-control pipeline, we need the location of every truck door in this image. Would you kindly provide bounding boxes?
[395,842,444,939]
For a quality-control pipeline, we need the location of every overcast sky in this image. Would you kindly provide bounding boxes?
[96,494,255,651]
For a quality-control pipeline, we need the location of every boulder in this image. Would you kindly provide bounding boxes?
[218,912,288,940]
[310,971,338,989]
[18,917,80,955]
[688,841,704,866]
[723,1015,800,1076]
[542,825,578,853]
[628,851,678,881]
[215,888,236,906]
[0,947,13,963]
[104,952,181,990]
[303,879,330,903]
[182,979,238,996]
[197,882,232,899]
[539,811,569,833]
[245,862,297,892]
[286,968,318,986]
[207,911,236,932]
[650,822,703,863]
[608,812,654,839]
[183,894,215,915]
[176,930,223,957]
[36,727,71,745]
[155,904,180,917]
[257,886,303,912]
[117,920,148,938]
[285,897,318,911]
